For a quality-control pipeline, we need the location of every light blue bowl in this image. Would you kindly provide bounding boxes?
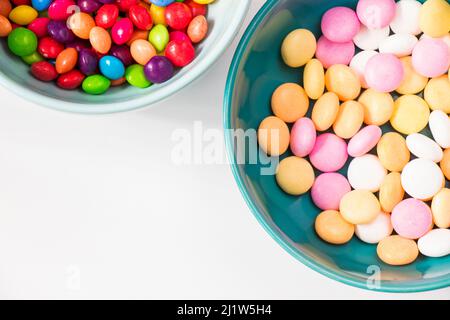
[224,0,450,293]
[0,0,249,114]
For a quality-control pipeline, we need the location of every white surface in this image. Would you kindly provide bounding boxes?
[0,0,449,300]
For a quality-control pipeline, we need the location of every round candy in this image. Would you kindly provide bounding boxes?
[0,0,12,16]
[357,0,396,29]
[271,83,309,123]
[379,34,418,57]
[441,148,450,180]
[78,48,98,75]
[95,4,119,29]
[365,53,404,93]
[353,25,390,51]
[165,2,192,30]
[0,15,11,38]
[56,69,85,89]
[111,17,134,45]
[419,0,450,37]
[165,39,195,67]
[82,74,110,94]
[187,14,207,43]
[392,199,433,240]
[144,55,174,83]
[38,36,64,59]
[7,27,37,57]
[309,133,348,172]
[429,110,450,149]
[377,235,419,266]
[340,190,380,225]
[418,229,450,258]
[55,47,77,74]
[9,5,37,25]
[425,76,450,113]
[110,45,134,66]
[377,132,410,172]
[315,210,354,245]
[311,92,339,131]
[89,26,111,55]
[390,0,422,35]
[401,158,444,200]
[99,55,125,80]
[27,17,49,38]
[379,172,404,214]
[432,188,450,229]
[31,60,57,81]
[78,0,101,13]
[281,29,316,68]
[48,0,75,20]
[128,4,153,30]
[303,59,324,100]
[406,133,444,162]
[311,173,351,211]
[47,20,75,44]
[412,38,450,78]
[347,125,382,157]
[355,212,393,244]
[348,154,387,192]
[149,24,169,52]
[325,64,361,101]
[67,12,96,40]
[358,88,394,126]
[130,39,156,65]
[125,64,151,88]
[290,117,316,158]
[321,7,360,43]
[276,156,315,196]
[257,116,290,157]
[185,0,207,17]
[390,95,430,135]
[332,100,364,139]
[349,50,377,88]
[396,56,428,95]
[315,36,355,69]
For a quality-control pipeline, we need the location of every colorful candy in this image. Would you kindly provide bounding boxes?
[315,210,355,245]
[276,156,315,196]
[271,83,309,123]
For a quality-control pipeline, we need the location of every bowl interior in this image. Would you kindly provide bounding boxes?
[224,0,450,292]
[0,0,248,113]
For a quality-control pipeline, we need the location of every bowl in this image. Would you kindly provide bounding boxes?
[0,0,250,114]
[224,0,450,292]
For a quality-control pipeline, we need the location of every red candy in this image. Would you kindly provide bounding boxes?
[31,61,58,82]
[48,0,76,21]
[28,17,49,38]
[95,4,119,29]
[11,0,30,5]
[170,30,191,43]
[165,39,195,67]
[128,4,152,30]
[38,37,64,59]
[116,0,137,12]
[111,17,134,45]
[185,0,207,17]
[165,2,192,30]
[57,69,85,89]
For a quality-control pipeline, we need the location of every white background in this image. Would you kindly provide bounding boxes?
[0,0,448,299]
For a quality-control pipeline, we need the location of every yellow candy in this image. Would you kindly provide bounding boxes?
[281,29,316,68]
[150,4,166,25]
[340,190,380,225]
[325,64,361,101]
[424,75,450,113]
[431,188,450,228]
[419,0,450,37]
[276,156,315,196]
[396,56,429,95]
[258,116,290,157]
[377,132,410,172]
[315,210,355,245]
[358,89,394,126]
[311,92,340,131]
[377,235,419,266]
[8,5,37,25]
[303,58,324,99]
[390,95,430,134]
[271,83,309,123]
[379,173,405,213]
[332,100,364,139]
[441,148,450,180]
[193,0,215,4]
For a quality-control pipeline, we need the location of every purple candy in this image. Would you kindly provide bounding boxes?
[144,56,174,84]
[97,0,114,3]
[110,45,134,66]
[47,20,75,43]
[78,49,98,75]
[77,0,101,13]
[66,39,89,52]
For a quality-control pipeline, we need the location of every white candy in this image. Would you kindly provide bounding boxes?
[347,155,387,192]
[379,34,418,57]
[390,0,422,35]
[429,110,450,149]
[401,159,444,200]
[355,212,393,244]
[350,50,378,88]
[353,25,390,51]
[418,229,450,258]
[406,133,444,162]
[421,33,450,51]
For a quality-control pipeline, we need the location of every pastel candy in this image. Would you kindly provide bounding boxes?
[406,133,444,162]
[412,38,450,78]
[311,173,351,211]
[390,95,430,135]
[347,125,382,157]
[425,76,450,113]
[316,36,355,68]
[315,210,355,245]
[418,229,450,258]
[333,100,364,139]
[311,92,340,131]
[401,158,444,200]
[379,172,405,213]
[309,133,348,172]
[347,154,387,192]
[353,25,390,50]
[396,56,428,95]
[321,6,360,43]
[379,34,418,57]
[391,199,433,240]
[340,190,380,224]
[290,117,316,158]
[357,0,396,29]
[390,0,422,35]
[429,110,450,149]
[355,212,393,244]
[276,156,315,196]
[358,89,394,125]
[432,188,450,229]
[377,235,419,265]
[419,0,450,38]
[349,50,377,88]
[365,53,404,93]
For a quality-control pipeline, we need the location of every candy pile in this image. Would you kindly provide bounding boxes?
[258,0,450,266]
[0,0,215,94]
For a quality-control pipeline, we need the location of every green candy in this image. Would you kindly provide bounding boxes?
[125,64,152,89]
[8,27,38,57]
[22,52,44,65]
[82,75,111,95]
[149,24,169,52]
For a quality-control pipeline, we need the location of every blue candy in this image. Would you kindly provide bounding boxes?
[149,0,175,7]
[99,56,125,80]
[31,0,52,11]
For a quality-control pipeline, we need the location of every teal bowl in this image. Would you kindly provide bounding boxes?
[0,0,249,114]
[224,0,450,292]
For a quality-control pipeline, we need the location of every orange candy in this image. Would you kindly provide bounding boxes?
[90,26,111,54]
[188,15,208,43]
[258,116,290,156]
[130,39,156,65]
[0,0,12,17]
[55,48,77,74]
[68,12,95,40]
[0,14,12,37]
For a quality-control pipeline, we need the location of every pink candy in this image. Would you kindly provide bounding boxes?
[356,0,396,29]
[311,173,351,210]
[290,117,317,158]
[412,38,450,78]
[309,133,348,172]
[391,199,433,240]
[321,7,360,43]
[365,53,404,93]
[315,36,355,68]
[347,125,382,157]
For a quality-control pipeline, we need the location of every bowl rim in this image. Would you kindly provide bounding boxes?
[0,0,250,114]
[223,0,450,293]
